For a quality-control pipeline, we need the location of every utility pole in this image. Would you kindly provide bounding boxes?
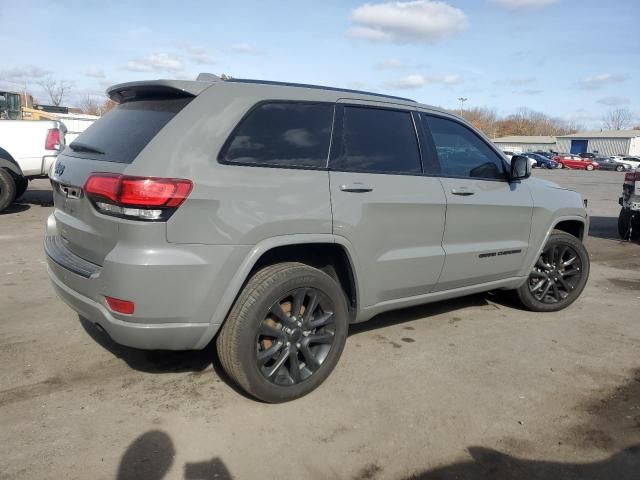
[458,97,468,111]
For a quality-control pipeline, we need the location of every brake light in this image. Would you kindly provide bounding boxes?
[45,128,61,150]
[105,296,135,314]
[84,173,192,221]
[624,171,639,184]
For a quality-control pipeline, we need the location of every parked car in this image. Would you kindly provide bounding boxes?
[45,75,591,402]
[594,157,632,172]
[554,154,599,170]
[503,150,536,168]
[618,170,640,239]
[621,156,640,169]
[0,118,66,211]
[533,151,556,160]
[523,152,559,169]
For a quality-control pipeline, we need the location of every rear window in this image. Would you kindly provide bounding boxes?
[66,98,191,164]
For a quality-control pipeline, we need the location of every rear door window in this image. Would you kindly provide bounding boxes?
[423,114,506,180]
[335,106,422,174]
[221,102,333,168]
[65,98,192,163]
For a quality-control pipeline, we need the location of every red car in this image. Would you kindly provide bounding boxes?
[553,154,599,171]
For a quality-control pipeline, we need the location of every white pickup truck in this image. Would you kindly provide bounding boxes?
[0,119,66,212]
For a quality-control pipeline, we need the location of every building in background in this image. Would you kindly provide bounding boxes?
[491,135,557,153]
[556,130,640,156]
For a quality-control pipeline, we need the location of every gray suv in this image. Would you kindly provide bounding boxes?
[46,75,590,402]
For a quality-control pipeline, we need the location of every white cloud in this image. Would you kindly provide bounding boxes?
[0,65,51,81]
[375,58,406,69]
[490,0,559,9]
[596,96,630,106]
[385,73,462,89]
[349,1,468,43]
[183,45,216,65]
[578,73,625,90]
[85,68,105,79]
[228,43,261,54]
[124,53,183,73]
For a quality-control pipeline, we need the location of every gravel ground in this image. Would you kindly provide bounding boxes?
[1,170,638,480]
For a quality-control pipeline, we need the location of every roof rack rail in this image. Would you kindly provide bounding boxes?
[226,78,416,103]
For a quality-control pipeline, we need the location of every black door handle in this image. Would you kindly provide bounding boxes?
[340,183,373,193]
[451,187,475,196]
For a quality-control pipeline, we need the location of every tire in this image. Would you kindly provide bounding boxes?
[618,208,640,240]
[0,168,16,213]
[516,231,589,312]
[216,262,349,402]
[616,165,624,172]
[558,163,563,169]
[14,176,28,200]
[586,164,594,171]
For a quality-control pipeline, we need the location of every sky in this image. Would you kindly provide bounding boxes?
[0,0,638,128]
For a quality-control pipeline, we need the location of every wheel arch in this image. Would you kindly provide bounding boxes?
[0,147,24,178]
[194,234,361,349]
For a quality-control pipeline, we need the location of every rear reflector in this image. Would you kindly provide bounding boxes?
[45,128,62,151]
[84,173,192,221]
[105,296,135,314]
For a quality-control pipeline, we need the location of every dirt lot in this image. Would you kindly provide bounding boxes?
[1,170,639,480]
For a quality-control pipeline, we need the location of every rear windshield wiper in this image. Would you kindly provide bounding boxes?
[69,142,105,155]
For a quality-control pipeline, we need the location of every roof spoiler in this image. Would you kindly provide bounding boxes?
[107,74,219,103]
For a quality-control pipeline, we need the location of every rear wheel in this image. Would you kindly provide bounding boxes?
[0,169,16,213]
[616,165,624,172]
[618,208,640,240]
[216,262,349,402]
[517,232,589,312]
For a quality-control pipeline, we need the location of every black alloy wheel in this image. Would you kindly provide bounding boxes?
[527,244,583,304]
[516,231,589,312]
[256,288,336,386]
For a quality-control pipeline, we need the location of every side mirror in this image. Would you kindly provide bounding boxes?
[510,155,531,180]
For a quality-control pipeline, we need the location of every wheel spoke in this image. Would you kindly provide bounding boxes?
[561,268,580,277]
[551,283,561,302]
[258,322,282,338]
[299,344,320,371]
[307,331,334,344]
[530,270,547,278]
[539,282,552,300]
[558,246,568,264]
[257,341,284,366]
[291,289,306,320]
[270,303,296,327]
[308,311,334,329]
[266,345,290,378]
[531,279,546,292]
[556,275,571,292]
[303,292,319,323]
[287,350,302,383]
[563,256,577,267]
[536,257,549,269]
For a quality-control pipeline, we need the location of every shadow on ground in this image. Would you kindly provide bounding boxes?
[117,430,233,480]
[403,444,640,480]
[1,187,53,215]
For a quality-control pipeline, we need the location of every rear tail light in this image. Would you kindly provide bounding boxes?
[84,173,192,221]
[45,128,61,150]
[624,171,640,184]
[105,296,135,314]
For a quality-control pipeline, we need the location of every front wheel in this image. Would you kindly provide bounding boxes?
[586,164,594,171]
[216,262,349,402]
[517,232,589,312]
[616,165,624,172]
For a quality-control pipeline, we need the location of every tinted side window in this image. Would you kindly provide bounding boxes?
[223,102,333,168]
[337,106,421,174]
[424,115,506,180]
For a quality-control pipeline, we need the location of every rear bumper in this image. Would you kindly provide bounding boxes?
[45,213,251,350]
[48,265,208,350]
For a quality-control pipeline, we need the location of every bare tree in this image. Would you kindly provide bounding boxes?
[38,77,72,106]
[602,108,632,130]
[80,95,101,115]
